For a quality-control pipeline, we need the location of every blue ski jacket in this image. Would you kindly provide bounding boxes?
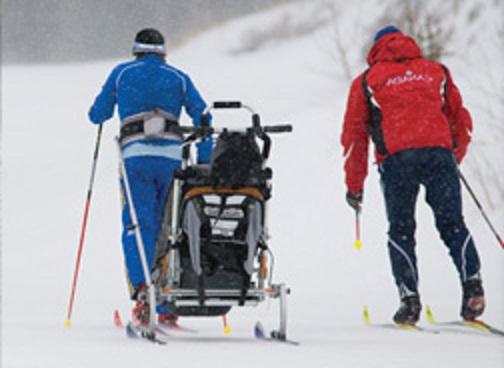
[89,54,212,162]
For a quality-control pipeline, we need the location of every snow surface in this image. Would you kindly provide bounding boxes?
[2,1,503,367]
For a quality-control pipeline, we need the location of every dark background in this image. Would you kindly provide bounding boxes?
[1,0,294,64]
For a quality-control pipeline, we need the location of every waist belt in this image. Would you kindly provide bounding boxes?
[120,118,182,144]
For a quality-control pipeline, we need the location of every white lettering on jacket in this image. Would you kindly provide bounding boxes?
[385,70,433,87]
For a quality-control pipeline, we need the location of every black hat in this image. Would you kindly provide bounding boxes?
[132,28,166,55]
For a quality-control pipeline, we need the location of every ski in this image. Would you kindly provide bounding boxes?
[429,320,504,338]
[254,322,300,345]
[114,309,168,344]
[156,321,198,334]
[425,305,504,338]
[362,305,440,334]
[125,321,168,345]
[366,322,440,334]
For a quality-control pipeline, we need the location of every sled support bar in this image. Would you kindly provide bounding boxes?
[159,287,286,307]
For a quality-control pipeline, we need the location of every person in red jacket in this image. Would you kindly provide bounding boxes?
[341,25,484,324]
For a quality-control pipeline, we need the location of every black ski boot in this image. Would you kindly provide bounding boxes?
[461,278,485,321]
[393,295,421,325]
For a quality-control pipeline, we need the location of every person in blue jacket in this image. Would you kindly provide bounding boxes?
[89,28,211,325]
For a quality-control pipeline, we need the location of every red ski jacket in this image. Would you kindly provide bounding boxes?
[341,33,472,193]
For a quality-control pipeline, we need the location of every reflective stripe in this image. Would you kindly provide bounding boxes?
[122,142,182,160]
[460,233,472,281]
[440,75,447,104]
[115,61,144,90]
[389,237,417,283]
[367,85,381,108]
[160,65,187,94]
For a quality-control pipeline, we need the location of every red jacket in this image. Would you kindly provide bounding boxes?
[341,33,472,193]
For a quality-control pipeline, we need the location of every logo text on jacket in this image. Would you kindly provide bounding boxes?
[385,70,433,87]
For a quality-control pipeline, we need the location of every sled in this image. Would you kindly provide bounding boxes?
[151,101,293,341]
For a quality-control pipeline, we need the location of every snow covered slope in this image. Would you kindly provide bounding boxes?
[2,1,503,367]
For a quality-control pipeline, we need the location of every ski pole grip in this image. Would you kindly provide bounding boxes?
[201,113,210,127]
[263,124,293,133]
[213,101,242,109]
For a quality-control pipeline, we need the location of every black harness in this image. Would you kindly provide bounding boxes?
[119,118,181,143]
[361,69,388,156]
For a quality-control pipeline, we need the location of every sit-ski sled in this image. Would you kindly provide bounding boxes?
[118,101,295,344]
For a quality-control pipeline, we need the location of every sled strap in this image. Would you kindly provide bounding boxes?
[239,272,250,306]
[198,274,206,306]
[183,200,204,275]
[244,200,263,275]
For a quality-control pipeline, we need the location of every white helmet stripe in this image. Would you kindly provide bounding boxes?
[132,42,166,55]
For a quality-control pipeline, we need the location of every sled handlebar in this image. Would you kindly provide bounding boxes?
[263,124,293,133]
[203,101,257,126]
[202,101,293,134]
[212,101,243,109]
[179,124,292,139]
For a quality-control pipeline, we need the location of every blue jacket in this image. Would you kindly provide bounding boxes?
[89,54,212,162]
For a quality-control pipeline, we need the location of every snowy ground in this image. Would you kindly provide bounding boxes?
[2,1,503,367]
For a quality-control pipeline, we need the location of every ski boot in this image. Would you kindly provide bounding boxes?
[393,294,421,325]
[461,278,485,321]
[132,286,150,326]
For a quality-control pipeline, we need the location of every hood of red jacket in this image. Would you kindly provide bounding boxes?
[367,33,422,66]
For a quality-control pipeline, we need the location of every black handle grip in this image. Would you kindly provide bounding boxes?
[252,113,261,128]
[201,113,210,127]
[263,124,293,133]
[213,101,242,109]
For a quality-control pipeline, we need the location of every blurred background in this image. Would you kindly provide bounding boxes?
[1,0,296,64]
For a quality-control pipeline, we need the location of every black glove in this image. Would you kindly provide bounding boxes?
[346,191,363,211]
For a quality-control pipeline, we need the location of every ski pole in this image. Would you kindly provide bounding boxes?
[222,314,231,335]
[458,169,504,249]
[354,208,362,250]
[65,124,103,327]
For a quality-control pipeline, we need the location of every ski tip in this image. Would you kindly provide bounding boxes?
[354,239,363,250]
[254,321,265,338]
[362,305,371,325]
[64,319,72,328]
[425,304,436,324]
[114,309,124,328]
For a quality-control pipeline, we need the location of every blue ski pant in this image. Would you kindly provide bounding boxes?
[120,155,180,298]
[378,147,481,296]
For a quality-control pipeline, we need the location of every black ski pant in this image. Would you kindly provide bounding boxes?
[378,147,481,297]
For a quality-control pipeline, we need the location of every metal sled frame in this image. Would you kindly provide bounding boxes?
[156,101,292,340]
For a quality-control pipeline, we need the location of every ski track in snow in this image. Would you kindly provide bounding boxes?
[2,1,503,367]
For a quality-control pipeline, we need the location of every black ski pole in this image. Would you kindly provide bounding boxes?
[458,169,504,250]
[65,124,103,327]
